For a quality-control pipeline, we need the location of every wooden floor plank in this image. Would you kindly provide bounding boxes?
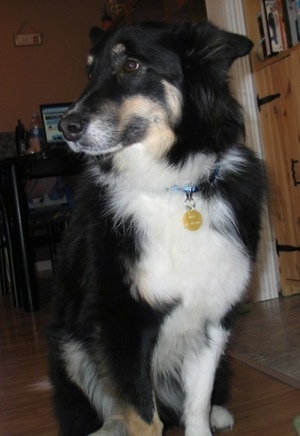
[0,290,299,436]
[229,296,300,390]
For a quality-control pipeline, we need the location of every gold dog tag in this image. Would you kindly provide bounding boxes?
[183,209,202,231]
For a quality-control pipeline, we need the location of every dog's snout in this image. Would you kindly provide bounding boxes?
[59,114,86,141]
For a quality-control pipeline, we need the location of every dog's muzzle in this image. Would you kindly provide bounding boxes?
[59,114,86,142]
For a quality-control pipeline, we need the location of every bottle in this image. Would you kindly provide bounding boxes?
[28,113,44,153]
[15,119,27,155]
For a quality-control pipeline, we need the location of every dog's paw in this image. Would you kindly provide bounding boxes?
[185,428,212,436]
[210,405,234,432]
[87,424,126,436]
[88,430,111,436]
[185,422,213,436]
[88,430,124,436]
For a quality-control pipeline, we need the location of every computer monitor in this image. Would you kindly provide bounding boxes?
[40,102,71,148]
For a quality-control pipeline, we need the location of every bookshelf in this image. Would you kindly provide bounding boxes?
[243,0,300,296]
[243,0,300,71]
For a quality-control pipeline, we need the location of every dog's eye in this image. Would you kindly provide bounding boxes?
[123,59,140,73]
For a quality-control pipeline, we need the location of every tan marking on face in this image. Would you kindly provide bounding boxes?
[124,408,163,436]
[119,96,176,158]
[112,43,126,55]
[87,54,94,67]
[162,80,183,126]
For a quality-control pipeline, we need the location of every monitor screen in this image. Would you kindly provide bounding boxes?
[40,102,71,146]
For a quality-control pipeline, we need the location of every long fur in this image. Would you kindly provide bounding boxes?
[48,21,266,436]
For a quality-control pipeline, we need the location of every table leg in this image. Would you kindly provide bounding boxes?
[9,164,39,311]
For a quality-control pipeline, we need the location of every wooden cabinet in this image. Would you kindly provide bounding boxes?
[243,0,300,296]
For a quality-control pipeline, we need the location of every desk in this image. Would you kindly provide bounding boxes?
[0,149,84,311]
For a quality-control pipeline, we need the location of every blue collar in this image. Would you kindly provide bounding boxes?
[168,161,220,194]
[169,185,199,194]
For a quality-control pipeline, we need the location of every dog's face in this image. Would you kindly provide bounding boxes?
[59,22,252,161]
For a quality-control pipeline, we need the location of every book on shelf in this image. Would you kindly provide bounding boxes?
[259,1,272,56]
[257,10,268,58]
[283,0,300,46]
[297,0,300,40]
[263,0,284,53]
[259,0,300,56]
[277,0,288,49]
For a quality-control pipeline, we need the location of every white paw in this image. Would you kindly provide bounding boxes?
[186,427,212,436]
[210,405,234,431]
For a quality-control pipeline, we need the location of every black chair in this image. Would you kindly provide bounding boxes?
[0,192,18,303]
[28,207,72,273]
[26,176,74,274]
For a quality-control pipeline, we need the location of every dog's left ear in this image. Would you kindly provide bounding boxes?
[89,26,104,46]
[176,21,253,74]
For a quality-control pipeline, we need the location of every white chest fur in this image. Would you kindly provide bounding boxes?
[131,189,250,320]
[95,145,251,321]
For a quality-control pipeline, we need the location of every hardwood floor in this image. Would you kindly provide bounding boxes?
[0,286,55,436]
[229,296,300,390]
[1,280,299,436]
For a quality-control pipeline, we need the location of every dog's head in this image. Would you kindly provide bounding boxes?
[59,21,252,163]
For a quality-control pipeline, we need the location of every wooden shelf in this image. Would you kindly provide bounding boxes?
[243,0,300,72]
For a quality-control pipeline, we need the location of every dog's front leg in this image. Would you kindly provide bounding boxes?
[182,324,229,436]
[124,406,164,436]
[88,406,163,436]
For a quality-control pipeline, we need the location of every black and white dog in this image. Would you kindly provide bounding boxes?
[48,21,266,436]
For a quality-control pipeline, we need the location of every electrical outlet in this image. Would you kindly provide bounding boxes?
[14,33,42,47]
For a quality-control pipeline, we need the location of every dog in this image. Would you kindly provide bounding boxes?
[48,21,266,436]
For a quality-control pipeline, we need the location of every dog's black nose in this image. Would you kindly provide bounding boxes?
[59,114,86,141]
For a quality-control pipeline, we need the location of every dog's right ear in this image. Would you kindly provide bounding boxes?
[175,21,253,77]
[89,26,104,46]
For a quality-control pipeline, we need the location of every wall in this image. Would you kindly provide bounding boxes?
[0,0,103,133]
